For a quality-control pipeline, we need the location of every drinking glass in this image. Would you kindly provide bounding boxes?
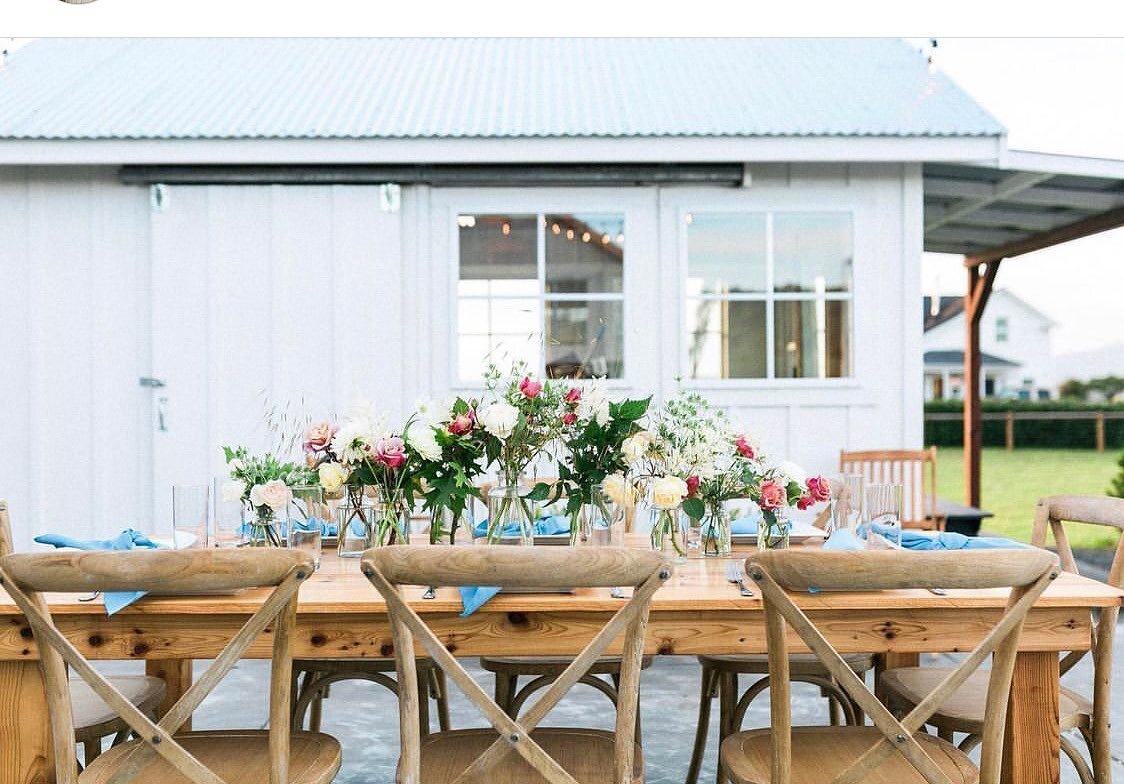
[212,477,247,547]
[171,484,210,548]
[828,473,865,535]
[864,483,903,549]
[288,486,326,569]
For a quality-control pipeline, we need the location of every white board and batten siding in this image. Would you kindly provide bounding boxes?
[0,163,923,546]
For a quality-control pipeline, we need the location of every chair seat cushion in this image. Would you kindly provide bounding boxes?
[880,667,1091,733]
[479,656,653,676]
[720,726,977,784]
[71,675,166,736]
[420,727,643,784]
[699,653,876,677]
[81,730,341,784]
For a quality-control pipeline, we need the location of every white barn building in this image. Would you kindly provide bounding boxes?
[2,37,1095,547]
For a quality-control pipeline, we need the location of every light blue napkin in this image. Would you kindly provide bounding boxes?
[458,585,502,617]
[472,515,570,540]
[289,516,337,537]
[33,529,161,615]
[730,509,763,534]
[822,529,864,550]
[901,530,1028,550]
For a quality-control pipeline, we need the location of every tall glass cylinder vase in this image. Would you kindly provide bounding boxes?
[370,498,411,547]
[757,509,792,551]
[702,504,732,557]
[429,506,473,545]
[649,503,688,564]
[243,504,284,548]
[485,484,534,546]
[600,477,635,547]
[287,486,325,569]
[337,484,373,558]
[579,486,614,547]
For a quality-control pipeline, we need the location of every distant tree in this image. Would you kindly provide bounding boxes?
[1058,378,1088,400]
[1088,375,1124,401]
[1110,450,1124,499]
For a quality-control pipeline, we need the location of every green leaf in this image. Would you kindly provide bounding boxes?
[682,496,705,520]
[615,397,651,422]
[524,482,553,502]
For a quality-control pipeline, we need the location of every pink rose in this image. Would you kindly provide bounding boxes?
[519,376,543,399]
[447,410,475,436]
[735,435,755,460]
[796,495,814,511]
[374,437,407,469]
[562,411,578,425]
[806,476,831,503]
[303,421,338,453]
[759,480,785,510]
[685,475,700,498]
[564,387,582,404]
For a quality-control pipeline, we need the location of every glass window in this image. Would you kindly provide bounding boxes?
[684,211,853,380]
[457,212,625,381]
[995,317,1009,342]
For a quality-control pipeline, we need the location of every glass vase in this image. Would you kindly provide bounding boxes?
[600,478,636,547]
[429,506,473,545]
[485,484,534,546]
[243,504,284,548]
[337,484,374,558]
[757,510,792,551]
[579,486,614,547]
[702,505,732,557]
[287,486,326,569]
[649,503,688,564]
[370,498,411,547]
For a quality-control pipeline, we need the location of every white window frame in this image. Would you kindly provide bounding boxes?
[679,208,856,386]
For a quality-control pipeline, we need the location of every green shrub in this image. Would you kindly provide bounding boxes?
[924,400,1124,450]
[1110,451,1124,499]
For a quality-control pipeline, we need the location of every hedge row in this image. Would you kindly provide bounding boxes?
[924,400,1124,449]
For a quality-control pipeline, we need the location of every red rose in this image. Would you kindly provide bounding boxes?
[564,387,582,404]
[735,435,755,460]
[447,410,475,435]
[519,376,543,399]
[758,480,785,510]
[686,475,700,497]
[796,495,814,511]
[562,412,578,425]
[805,475,831,503]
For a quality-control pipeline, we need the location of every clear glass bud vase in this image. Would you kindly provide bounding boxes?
[243,505,284,548]
[577,486,614,547]
[757,510,792,551]
[649,503,688,564]
[337,484,373,558]
[702,505,732,557]
[370,499,410,547]
[485,484,534,546]
[429,506,473,545]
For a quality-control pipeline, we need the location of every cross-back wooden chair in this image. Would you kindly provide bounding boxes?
[720,548,1058,784]
[839,448,946,531]
[361,545,670,784]
[883,494,1123,784]
[0,546,341,784]
[0,500,168,768]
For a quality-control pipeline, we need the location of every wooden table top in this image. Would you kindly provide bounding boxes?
[2,546,1120,617]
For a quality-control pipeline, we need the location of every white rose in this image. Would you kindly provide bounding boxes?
[406,421,442,462]
[318,462,349,494]
[651,476,688,508]
[229,458,244,472]
[621,431,652,462]
[576,383,611,425]
[251,480,293,513]
[480,402,519,439]
[777,460,806,487]
[601,473,637,506]
[221,480,246,503]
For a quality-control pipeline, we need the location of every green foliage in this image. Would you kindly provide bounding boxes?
[1109,450,1124,499]
[924,399,1124,450]
[553,395,650,510]
[1058,375,1124,401]
[682,496,705,521]
[221,445,316,503]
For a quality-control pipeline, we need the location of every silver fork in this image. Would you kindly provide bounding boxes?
[927,587,948,596]
[78,592,101,602]
[725,561,754,597]
[421,586,437,600]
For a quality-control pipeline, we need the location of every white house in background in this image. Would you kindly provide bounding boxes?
[0,38,1011,547]
[922,289,1056,400]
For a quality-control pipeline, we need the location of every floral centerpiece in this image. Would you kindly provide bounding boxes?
[477,362,567,544]
[741,460,831,550]
[413,397,488,544]
[548,380,650,545]
[222,446,316,547]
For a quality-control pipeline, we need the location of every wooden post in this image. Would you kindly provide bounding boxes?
[1095,412,1106,453]
[1001,650,1061,784]
[963,259,1001,508]
[1005,411,1015,451]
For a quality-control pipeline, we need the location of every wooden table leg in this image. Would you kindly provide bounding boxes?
[1002,650,1060,784]
[146,659,193,731]
[0,660,52,784]
[874,652,919,703]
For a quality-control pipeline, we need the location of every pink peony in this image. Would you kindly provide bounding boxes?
[519,376,543,399]
[303,421,338,453]
[796,495,814,511]
[564,387,582,404]
[735,435,755,460]
[447,410,475,436]
[374,437,407,469]
[685,475,701,497]
[805,475,831,503]
[562,411,578,425]
[758,480,786,510]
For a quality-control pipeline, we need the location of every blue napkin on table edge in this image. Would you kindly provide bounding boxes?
[33,529,161,615]
[458,516,571,616]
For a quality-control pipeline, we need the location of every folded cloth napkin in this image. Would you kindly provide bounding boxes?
[901,530,1029,550]
[289,516,337,537]
[730,515,824,539]
[33,529,161,615]
[471,515,570,540]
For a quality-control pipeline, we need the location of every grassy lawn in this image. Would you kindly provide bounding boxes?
[935,448,1121,548]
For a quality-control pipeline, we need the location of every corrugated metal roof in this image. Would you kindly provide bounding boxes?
[0,38,1004,141]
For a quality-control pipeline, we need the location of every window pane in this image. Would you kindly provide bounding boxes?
[458,214,537,282]
[545,300,623,379]
[774,299,851,378]
[685,298,767,379]
[457,297,542,380]
[687,213,767,294]
[773,213,852,293]
[545,214,624,294]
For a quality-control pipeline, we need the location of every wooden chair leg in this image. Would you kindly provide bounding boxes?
[1062,733,1095,784]
[308,675,325,733]
[686,663,717,784]
[82,739,102,767]
[430,668,451,732]
[610,672,643,744]
[715,671,737,784]
[937,727,955,743]
[828,687,842,726]
[416,670,431,737]
[493,672,517,718]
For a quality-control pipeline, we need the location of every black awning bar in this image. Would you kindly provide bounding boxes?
[118,163,745,187]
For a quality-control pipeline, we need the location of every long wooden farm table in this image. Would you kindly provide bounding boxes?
[1,547,1120,784]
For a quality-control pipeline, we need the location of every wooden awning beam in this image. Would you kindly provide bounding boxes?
[965,205,1124,266]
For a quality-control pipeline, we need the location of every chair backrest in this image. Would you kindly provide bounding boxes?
[839,448,939,528]
[361,545,669,784]
[745,548,1058,784]
[0,545,313,784]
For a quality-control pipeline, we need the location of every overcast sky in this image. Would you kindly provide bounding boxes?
[917,38,1124,357]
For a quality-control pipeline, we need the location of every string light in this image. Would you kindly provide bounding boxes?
[457,215,476,228]
[501,222,511,236]
[551,223,561,235]
[566,229,575,240]
[601,234,610,244]
[685,213,694,225]
[582,231,591,242]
